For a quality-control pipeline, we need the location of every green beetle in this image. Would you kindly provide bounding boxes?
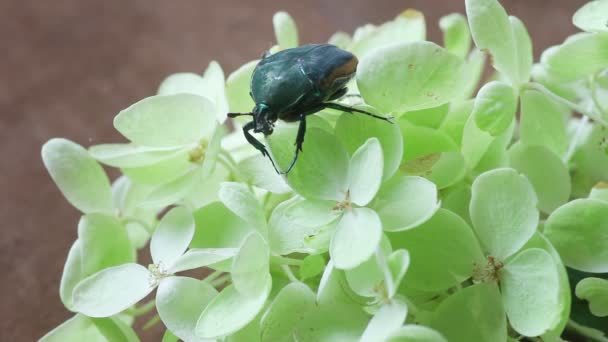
[229,44,392,174]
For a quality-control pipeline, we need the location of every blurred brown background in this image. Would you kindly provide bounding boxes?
[0,0,586,340]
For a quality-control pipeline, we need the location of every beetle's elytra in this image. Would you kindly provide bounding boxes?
[229,44,393,174]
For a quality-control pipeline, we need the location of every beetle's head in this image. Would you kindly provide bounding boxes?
[253,103,277,135]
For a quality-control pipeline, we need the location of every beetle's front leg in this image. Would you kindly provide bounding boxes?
[243,121,282,174]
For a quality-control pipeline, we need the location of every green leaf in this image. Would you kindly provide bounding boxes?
[329,31,352,49]
[403,103,449,129]
[158,72,207,96]
[40,314,106,342]
[268,126,349,201]
[268,198,339,255]
[357,41,465,113]
[590,182,608,202]
[330,207,382,269]
[470,168,538,260]
[162,330,179,342]
[431,283,507,342]
[78,214,134,277]
[90,317,140,342]
[389,209,485,292]
[260,282,316,342]
[508,143,571,213]
[317,261,366,307]
[273,11,298,49]
[138,168,199,208]
[573,0,608,33]
[360,300,408,342]
[156,276,218,342]
[349,11,426,59]
[73,263,152,317]
[576,278,608,317]
[541,33,608,81]
[335,111,403,181]
[544,199,608,272]
[439,100,473,144]
[426,152,466,189]
[114,94,216,147]
[219,182,267,234]
[441,183,472,225]
[196,279,271,338]
[345,240,392,298]
[60,240,84,310]
[300,254,326,280]
[509,16,533,84]
[121,152,191,185]
[237,154,291,194]
[89,143,187,169]
[459,49,487,100]
[386,325,448,342]
[400,120,459,163]
[521,233,572,341]
[465,0,524,84]
[569,120,608,197]
[472,81,517,136]
[387,249,410,298]
[294,303,369,342]
[500,248,561,336]
[232,232,270,296]
[170,248,237,273]
[348,138,383,206]
[372,176,439,232]
[42,138,113,214]
[472,121,514,174]
[461,113,495,170]
[439,13,471,58]
[519,90,568,155]
[191,202,252,250]
[150,207,194,268]
[226,60,258,114]
[158,62,229,123]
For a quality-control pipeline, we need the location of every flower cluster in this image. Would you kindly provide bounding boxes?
[41,0,608,341]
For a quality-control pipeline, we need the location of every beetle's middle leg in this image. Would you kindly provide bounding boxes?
[323,102,394,123]
[284,114,307,174]
[243,121,282,174]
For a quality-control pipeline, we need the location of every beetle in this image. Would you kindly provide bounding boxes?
[228,43,393,174]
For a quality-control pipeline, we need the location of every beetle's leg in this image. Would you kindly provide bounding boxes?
[284,114,307,174]
[243,121,282,174]
[228,112,253,118]
[323,103,394,123]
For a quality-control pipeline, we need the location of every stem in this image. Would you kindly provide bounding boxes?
[566,320,608,342]
[563,115,589,163]
[281,264,299,282]
[524,82,608,126]
[202,270,223,284]
[271,255,304,266]
[129,299,156,317]
[210,274,231,288]
[121,217,154,234]
[143,314,161,330]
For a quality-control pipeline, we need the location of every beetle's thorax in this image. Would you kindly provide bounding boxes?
[253,103,277,135]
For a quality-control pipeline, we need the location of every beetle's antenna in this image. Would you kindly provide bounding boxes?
[227,112,253,118]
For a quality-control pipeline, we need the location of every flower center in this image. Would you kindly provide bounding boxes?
[333,190,352,211]
[188,140,209,164]
[472,255,504,283]
[148,262,170,287]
